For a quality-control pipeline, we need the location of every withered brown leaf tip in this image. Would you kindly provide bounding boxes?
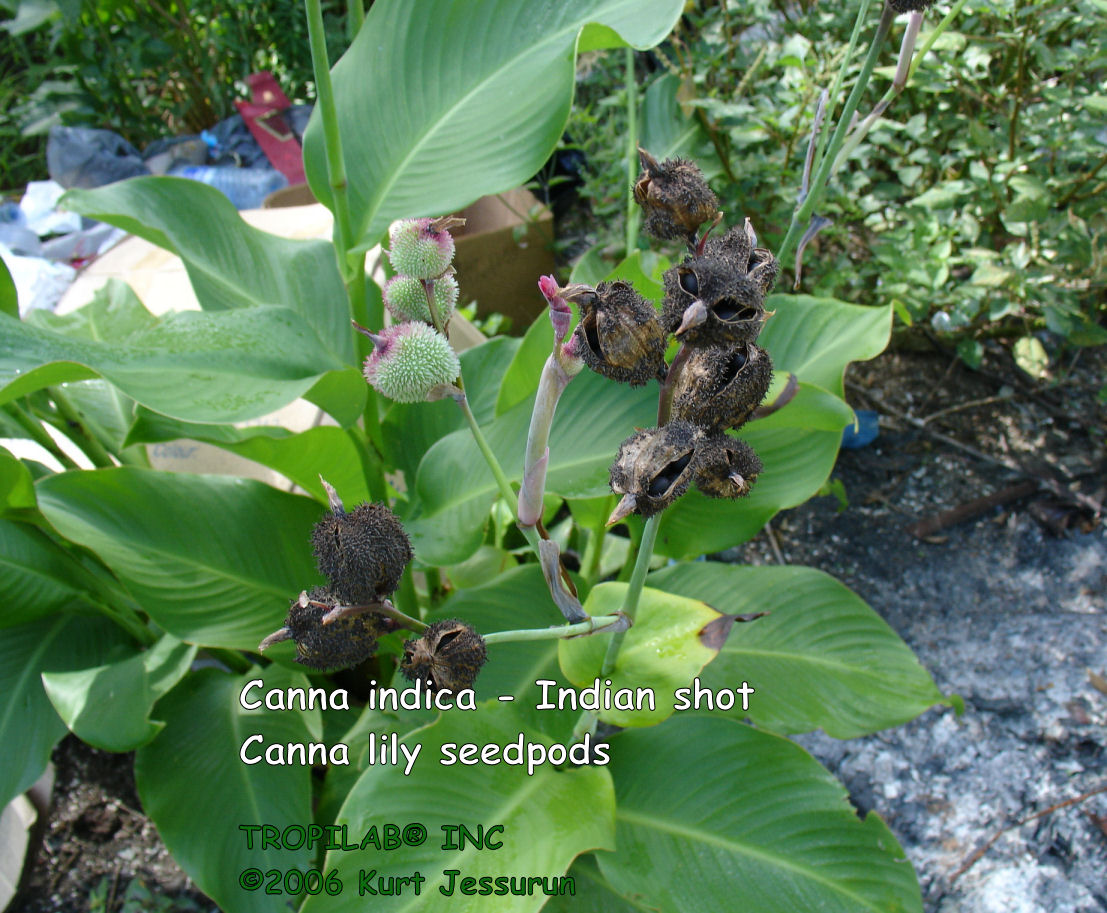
[401,620,487,692]
[311,502,413,605]
[569,280,667,386]
[634,148,719,243]
[671,342,774,433]
[609,421,705,520]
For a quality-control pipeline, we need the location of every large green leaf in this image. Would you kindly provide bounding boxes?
[42,633,196,751]
[303,0,684,250]
[0,615,132,808]
[760,295,892,398]
[559,582,726,726]
[126,410,370,505]
[541,855,647,912]
[0,256,16,318]
[429,564,579,740]
[62,178,353,363]
[135,665,317,913]
[600,716,922,913]
[301,702,615,913]
[414,371,654,566]
[0,518,98,627]
[0,298,345,424]
[0,448,37,514]
[649,563,949,737]
[36,468,323,649]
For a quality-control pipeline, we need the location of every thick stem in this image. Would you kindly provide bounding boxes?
[48,387,115,469]
[777,4,895,265]
[396,563,422,618]
[4,402,81,470]
[580,495,614,585]
[483,614,626,646]
[346,0,364,42]
[624,46,640,254]
[519,354,572,527]
[600,513,660,675]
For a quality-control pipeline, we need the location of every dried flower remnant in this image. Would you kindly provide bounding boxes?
[694,435,763,500]
[609,421,705,523]
[401,619,487,692]
[634,148,719,243]
[671,342,774,433]
[566,280,667,387]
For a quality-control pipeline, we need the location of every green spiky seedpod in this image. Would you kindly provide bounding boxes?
[387,218,456,279]
[362,322,460,403]
[384,274,459,325]
[311,502,413,605]
[401,620,487,692]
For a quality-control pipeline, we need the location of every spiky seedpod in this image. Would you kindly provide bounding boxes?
[662,263,766,347]
[568,281,667,386]
[609,420,704,521]
[401,620,487,692]
[383,274,458,325]
[746,248,780,297]
[671,342,773,432]
[387,218,456,279]
[362,322,460,403]
[634,149,719,243]
[694,435,763,500]
[311,502,413,604]
[283,587,383,671]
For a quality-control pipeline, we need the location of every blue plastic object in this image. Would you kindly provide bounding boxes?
[841,409,879,449]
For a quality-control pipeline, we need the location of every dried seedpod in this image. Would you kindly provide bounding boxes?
[662,263,767,348]
[671,342,773,432]
[695,435,763,500]
[746,248,780,296]
[567,280,667,387]
[262,587,386,671]
[311,501,413,605]
[633,148,719,243]
[609,420,705,522]
[401,619,487,692]
[696,221,779,298]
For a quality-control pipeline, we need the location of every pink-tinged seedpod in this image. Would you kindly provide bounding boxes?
[672,342,774,433]
[608,421,705,522]
[383,273,458,325]
[360,322,460,403]
[311,501,413,605]
[401,619,487,692]
[695,435,763,500]
[387,217,458,279]
[565,280,667,387]
[662,260,767,348]
[634,148,719,243]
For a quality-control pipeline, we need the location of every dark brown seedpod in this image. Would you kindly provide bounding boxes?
[568,280,667,386]
[608,420,704,522]
[633,148,719,243]
[695,435,763,499]
[672,342,773,432]
[311,501,413,604]
[662,264,766,348]
[746,248,780,296]
[401,619,487,692]
[283,587,383,671]
[887,0,934,12]
[697,221,779,297]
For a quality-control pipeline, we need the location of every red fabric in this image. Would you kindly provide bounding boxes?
[235,72,306,185]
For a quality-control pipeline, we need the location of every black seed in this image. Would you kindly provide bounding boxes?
[725,345,748,381]
[648,474,673,497]
[679,270,698,296]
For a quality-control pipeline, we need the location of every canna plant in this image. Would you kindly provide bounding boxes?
[0,0,963,910]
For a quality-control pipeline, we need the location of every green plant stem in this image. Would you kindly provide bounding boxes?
[811,0,875,174]
[600,513,660,676]
[777,2,894,266]
[345,426,388,502]
[48,387,115,469]
[483,614,626,646]
[624,46,640,254]
[424,566,445,605]
[3,402,81,471]
[346,0,364,42]
[580,495,614,585]
[456,394,542,555]
[205,647,253,674]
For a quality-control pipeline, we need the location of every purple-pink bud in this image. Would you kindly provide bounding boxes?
[539,275,573,342]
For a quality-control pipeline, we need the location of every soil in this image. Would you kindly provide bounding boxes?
[8,338,1106,913]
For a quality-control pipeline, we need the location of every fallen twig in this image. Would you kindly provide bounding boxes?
[905,480,1039,538]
